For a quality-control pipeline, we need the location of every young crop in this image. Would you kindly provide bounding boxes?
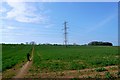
[95,67,107,72]
[33,45,118,72]
[2,44,32,71]
[105,72,112,78]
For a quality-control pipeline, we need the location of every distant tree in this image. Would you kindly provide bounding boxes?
[21,43,24,45]
[26,42,28,45]
[38,43,41,45]
[2,43,5,44]
[73,43,77,46]
[88,41,113,46]
[45,43,52,45]
[83,44,87,46]
[53,44,58,46]
[30,41,36,45]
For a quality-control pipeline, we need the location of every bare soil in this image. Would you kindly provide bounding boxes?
[2,47,34,79]
[0,73,2,80]
[13,47,34,78]
[13,60,32,78]
[26,65,118,78]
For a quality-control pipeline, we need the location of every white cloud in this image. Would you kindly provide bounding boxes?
[1,25,38,36]
[6,26,20,29]
[2,1,48,23]
[0,7,7,13]
[1,26,19,34]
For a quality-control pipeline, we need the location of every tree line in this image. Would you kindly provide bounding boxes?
[88,41,113,46]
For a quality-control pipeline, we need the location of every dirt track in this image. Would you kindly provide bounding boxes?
[26,65,118,78]
[0,73,2,80]
[13,47,34,78]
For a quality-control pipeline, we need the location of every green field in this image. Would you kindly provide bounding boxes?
[2,44,119,78]
[2,44,32,72]
[33,45,118,72]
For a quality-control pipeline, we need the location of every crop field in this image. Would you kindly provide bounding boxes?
[2,44,32,72]
[2,44,119,78]
[27,45,119,78]
[32,45,118,71]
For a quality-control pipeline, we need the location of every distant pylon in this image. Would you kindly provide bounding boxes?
[63,21,68,47]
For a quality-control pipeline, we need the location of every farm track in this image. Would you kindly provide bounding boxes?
[26,65,118,78]
[13,46,34,78]
[0,73,2,80]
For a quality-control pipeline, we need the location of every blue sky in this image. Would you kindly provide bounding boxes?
[0,2,118,45]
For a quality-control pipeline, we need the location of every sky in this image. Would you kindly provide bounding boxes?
[0,1,118,45]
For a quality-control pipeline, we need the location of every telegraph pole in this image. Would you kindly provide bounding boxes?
[64,21,68,47]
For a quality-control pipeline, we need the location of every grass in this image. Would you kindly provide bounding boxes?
[33,45,118,72]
